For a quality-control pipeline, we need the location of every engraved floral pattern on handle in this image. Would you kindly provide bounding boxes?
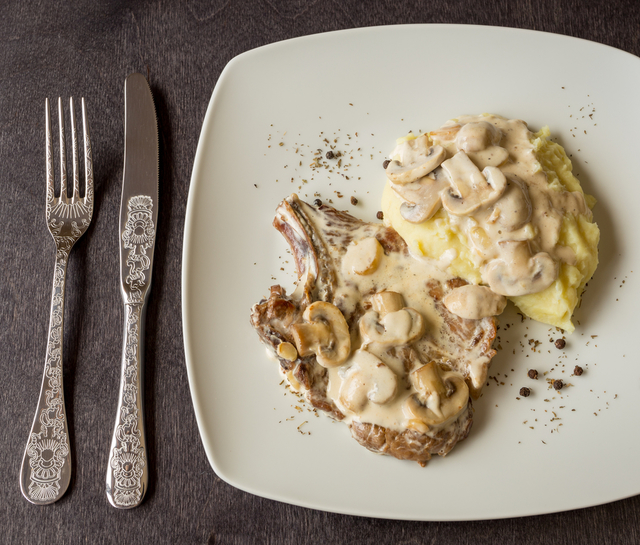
[23,247,72,502]
[123,195,155,303]
[21,97,93,505]
[23,218,88,503]
[106,195,154,508]
[109,303,146,507]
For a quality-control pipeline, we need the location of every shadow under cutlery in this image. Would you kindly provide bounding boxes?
[138,81,174,504]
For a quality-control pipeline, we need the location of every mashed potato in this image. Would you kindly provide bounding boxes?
[381,116,599,333]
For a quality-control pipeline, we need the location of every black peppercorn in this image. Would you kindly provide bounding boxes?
[376,211,384,220]
[519,387,531,397]
[382,159,390,169]
[553,379,564,390]
[350,196,358,205]
[313,198,322,207]
[574,365,583,376]
[555,338,566,349]
[326,150,334,159]
[527,369,538,380]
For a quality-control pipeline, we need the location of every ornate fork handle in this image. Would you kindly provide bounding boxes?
[20,97,92,505]
[105,300,148,508]
[20,242,75,504]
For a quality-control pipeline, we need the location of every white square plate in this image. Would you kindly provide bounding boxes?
[183,25,640,520]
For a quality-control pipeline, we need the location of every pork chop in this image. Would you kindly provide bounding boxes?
[250,194,498,465]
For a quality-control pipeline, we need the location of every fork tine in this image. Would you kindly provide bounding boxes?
[58,97,68,202]
[70,97,80,203]
[81,98,93,208]
[45,99,55,205]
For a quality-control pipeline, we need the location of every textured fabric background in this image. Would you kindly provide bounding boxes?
[1,1,639,543]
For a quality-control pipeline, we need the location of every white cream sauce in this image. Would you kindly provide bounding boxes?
[277,115,591,441]
[390,114,592,297]
[342,237,383,276]
[443,284,506,320]
[294,203,485,435]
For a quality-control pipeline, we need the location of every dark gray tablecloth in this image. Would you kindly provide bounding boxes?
[2,1,639,543]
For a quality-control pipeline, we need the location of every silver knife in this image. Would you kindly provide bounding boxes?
[106,73,158,509]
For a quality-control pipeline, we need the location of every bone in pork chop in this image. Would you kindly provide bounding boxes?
[250,194,498,466]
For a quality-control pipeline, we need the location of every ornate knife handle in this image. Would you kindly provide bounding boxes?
[106,301,148,508]
[20,250,72,504]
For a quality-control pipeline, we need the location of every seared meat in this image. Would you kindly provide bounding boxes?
[250,194,497,465]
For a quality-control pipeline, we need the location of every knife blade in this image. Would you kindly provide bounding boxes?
[106,73,158,509]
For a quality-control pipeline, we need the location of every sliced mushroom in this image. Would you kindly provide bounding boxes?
[483,240,559,296]
[291,301,351,367]
[343,237,384,275]
[429,124,461,144]
[455,121,502,153]
[391,171,449,224]
[441,151,486,196]
[403,362,469,433]
[443,284,507,320]
[399,200,438,223]
[359,307,425,346]
[370,291,405,314]
[440,152,507,216]
[338,350,397,414]
[277,341,298,362]
[482,167,508,198]
[489,178,532,231]
[468,225,493,255]
[385,135,446,184]
[467,146,510,169]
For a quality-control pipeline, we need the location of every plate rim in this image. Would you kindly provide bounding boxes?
[182,23,640,520]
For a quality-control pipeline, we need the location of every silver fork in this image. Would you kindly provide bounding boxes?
[19,97,93,505]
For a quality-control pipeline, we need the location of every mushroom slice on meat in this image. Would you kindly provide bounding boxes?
[291,301,351,368]
[386,135,446,184]
[440,152,508,216]
[359,307,425,346]
[403,362,469,433]
[277,341,299,361]
[337,350,398,414]
[483,240,559,296]
[443,284,507,320]
[343,237,384,275]
[370,291,405,314]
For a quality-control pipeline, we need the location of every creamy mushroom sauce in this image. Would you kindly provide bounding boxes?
[387,114,592,297]
[330,236,463,434]
[443,284,506,320]
[279,199,492,435]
